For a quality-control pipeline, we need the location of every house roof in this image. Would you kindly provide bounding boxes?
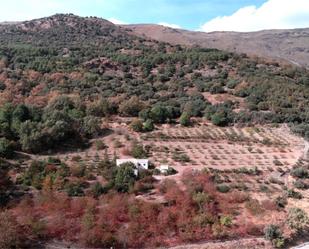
[116,158,149,164]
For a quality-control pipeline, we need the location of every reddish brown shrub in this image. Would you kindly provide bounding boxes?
[261,199,278,211]
[0,211,27,249]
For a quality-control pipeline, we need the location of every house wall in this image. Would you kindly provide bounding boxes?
[116,159,149,170]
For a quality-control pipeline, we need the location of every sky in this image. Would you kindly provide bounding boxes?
[1,0,309,32]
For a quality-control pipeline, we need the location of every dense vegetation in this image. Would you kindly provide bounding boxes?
[0,15,309,155]
[0,14,309,248]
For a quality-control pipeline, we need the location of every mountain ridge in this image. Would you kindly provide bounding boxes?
[123,24,309,67]
[1,14,308,67]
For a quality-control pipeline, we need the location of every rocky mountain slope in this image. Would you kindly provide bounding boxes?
[124,24,309,67]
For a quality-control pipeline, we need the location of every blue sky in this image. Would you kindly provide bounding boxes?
[1,0,309,32]
[88,0,267,30]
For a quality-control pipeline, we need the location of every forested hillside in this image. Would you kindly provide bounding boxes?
[0,14,309,249]
[0,14,308,156]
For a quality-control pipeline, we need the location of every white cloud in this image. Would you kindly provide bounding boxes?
[0,0,108,22]
[200,0,309,32]
[107,18,127,25]
[158,22,181,29]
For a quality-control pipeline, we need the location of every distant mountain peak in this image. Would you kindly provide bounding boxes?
[125,24,309,67]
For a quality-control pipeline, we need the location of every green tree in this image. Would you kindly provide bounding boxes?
[19,120,46,152]
[0,138,13,158]
[179,112,191,126]
[11,104,30,134]
[211,112,229,126]
[82,116,101,138]
[0,104,13,138]
[143,119,154,132]
[131,143,147,158]
[114,162,137,192]
[0,161,12,207]
[99,150,116,181]
[149,106,168,123]
[119,96,144,117]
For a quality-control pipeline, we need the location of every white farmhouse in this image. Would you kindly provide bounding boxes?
[159,165,170,174]
[116,158,149,170]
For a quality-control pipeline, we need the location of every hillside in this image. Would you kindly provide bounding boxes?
[0,14,309,249]
[1,13,309,157]
[124,24,309,68]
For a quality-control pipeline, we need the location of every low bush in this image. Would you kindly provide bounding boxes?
[0,211,28,249]
[245,199,264,215]
[216,184,230,193]
[275,195,287,209]
[287,208,309,232]
[220,216,232,227]
[291,167,308,179]
[173,153,190,163]
[130,119,144,132]
[286,189,303,199]
[264,224,284,248]
[95,140,107,150]
[65,182,85,197]
[293,180,308,190]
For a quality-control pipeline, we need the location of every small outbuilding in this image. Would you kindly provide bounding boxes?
[116,158,149,170]
[159,165,170,174]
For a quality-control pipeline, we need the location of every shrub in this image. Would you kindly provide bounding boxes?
[82,116,101,138]
[209,84,225,94]
[130,119,143,132]
[273,159,283,166]
[143,119,154,132]
[293,180,308,190]
[0,138,14,159]
[173,153,190,162]
[192,191,211,211]
[287,208,309,232]
[259,184,269,193]
[95,140,107,150]
[0,81,6,91]
[261,200,277,211]
[164,167,178,176]
[133,179,154,194]
[227,79,240,89]
[71,164,86,178]
[119,96,144,117]
[65,182,85,197]
[275,196,287,209]
[179,112,191,126]
[272,238,285,248]
[286,189,303,199]
[220,216,232,227]
[211,112,229,126]
[72,155,82,162]
[245,199,264,215]
[131,143,147,158]
[291,167,308,179]
[90,182,105,198]
[216,184,230,193]
[264,224,283,247]
[0,211,26,249]
[114,162,137,193]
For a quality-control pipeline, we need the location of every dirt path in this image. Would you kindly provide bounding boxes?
[291,243,309,249]
[167,238,272,249]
